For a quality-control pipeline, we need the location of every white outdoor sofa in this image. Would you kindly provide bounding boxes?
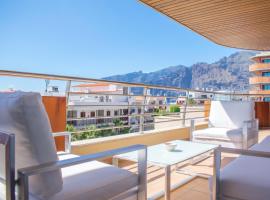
[211,136,270,200]
[190,101,259,149]
[0,92,147,200]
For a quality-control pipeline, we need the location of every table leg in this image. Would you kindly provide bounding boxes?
[165,165,171,200]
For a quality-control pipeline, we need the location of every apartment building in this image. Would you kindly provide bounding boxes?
[67,83,156,131]
[250,52,270,101]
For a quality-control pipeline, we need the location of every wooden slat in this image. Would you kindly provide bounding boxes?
[140,0,270,50]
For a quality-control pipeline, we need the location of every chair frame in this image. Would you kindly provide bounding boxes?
[190,118,259,149]
[53,131,72,153]
[212,146,270,200]
[0,131,15,200]
[1,131,147,200]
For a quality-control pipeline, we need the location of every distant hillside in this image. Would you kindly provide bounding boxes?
[104,51,256,91]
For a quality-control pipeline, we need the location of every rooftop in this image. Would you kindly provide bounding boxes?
[251,52,270,61]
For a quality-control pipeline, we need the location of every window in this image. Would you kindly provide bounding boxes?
[80,112,86,118]
[262,84,270,90]
[123,109,128,115]
[262,58,270,63]
[106,111,111,116]
[67,110,77,118]
[97,110,104,117]
[262,72,270,77]
[99,96,104,102]
[90,111,95,117]
[264,97,270,102]
[114,110,119,116]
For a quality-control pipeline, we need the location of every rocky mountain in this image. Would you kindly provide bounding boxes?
[104,51,256,92]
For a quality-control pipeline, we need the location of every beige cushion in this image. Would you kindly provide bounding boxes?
[209,101,254,129]
[215,136,270,200]
[0,92,62,199]
[42,153,139,200]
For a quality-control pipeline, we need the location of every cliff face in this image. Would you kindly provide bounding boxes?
[191,51,255,91]
[104,51,256,91]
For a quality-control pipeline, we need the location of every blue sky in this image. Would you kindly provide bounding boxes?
[0,0,240,91]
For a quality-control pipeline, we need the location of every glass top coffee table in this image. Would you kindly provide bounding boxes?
[114,140,218,200]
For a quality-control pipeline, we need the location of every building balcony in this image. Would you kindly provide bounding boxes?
[249,90,270,95]
[249,76,270,85]
[249,63,270,72]
[1,70,270,200]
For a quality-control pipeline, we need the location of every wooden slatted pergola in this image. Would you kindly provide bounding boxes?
[139,0,270,50]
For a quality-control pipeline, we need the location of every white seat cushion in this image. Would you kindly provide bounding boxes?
[0,179,38,200]
[217,136,270,200]
[0,92,62,199]
[1,153,138,200]
[193,128,243,142]
[44,153,138,200]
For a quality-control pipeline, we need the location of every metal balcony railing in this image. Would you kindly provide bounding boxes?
[0,70,269,141]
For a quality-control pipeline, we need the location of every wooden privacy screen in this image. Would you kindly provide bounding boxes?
[204,100,211,118]
[255,102,270,128]
[42,96,66,151]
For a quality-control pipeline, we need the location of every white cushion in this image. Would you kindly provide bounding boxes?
[193,128,243,142]
[45,153,138,200]
[209,101,254,129]
[0,179,5,200]
[216,136,270,200]
[0,179,38,200]
[0,92,62,199]
[1,152,138,200]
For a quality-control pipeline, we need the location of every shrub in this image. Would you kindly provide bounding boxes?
[187,98,196,105]
[68,120,131,141]
[169,105,180,113]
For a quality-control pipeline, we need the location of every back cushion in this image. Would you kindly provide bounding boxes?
[209,101,254,128]
[0,92,63,198]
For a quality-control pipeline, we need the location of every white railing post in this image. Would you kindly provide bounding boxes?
[140,87,147,133]
[182,90,189,126]
[65,80,71,103]
[127,87,131,128]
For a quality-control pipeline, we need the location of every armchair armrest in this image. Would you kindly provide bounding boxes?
[0,131,15,200]
[212,146,270,200]
[18,144,147,200]
[242,119,259,149]
[243,118,259,130]
[53,132,71,153]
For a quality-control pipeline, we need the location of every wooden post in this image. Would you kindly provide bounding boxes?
[255,102,270,129]
[204,100,211,118]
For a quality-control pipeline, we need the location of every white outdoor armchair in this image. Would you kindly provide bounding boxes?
[0,92,147,200]
[190,101,259,149]
[211,136,270,200]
